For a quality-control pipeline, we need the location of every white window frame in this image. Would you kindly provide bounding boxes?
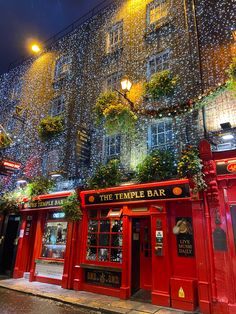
[50,96,65,116]
[54,55,72,80]
[106,21,123,53]
[148,118,173,150]
[147,0,169,26]
[104,134,121,159]
[147,49,170,79]
[106,71,123,91]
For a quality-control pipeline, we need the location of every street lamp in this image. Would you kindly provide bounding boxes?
[115,76,134,110]
[31,43,41,54]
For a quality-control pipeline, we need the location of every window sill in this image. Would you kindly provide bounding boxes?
[80,263,122,272]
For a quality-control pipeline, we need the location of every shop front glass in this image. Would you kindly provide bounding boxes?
[41,212,68,260]
[86,208,123,264]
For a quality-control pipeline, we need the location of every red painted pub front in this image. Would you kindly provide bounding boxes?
[13,142,236,314]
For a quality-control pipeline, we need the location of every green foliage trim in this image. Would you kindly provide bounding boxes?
[136,149,176,183]
[0,132,11,149]
[0,191,20,214]
[145,70,178,100]
[62,193,82,221]
[94,92,137,134]
[27,176,55,197]
[38,115,64,141]
[177,146,207,193]
[227,57,236,82]
[88,159,122,189]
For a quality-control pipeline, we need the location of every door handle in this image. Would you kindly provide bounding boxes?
[0,236,4,245]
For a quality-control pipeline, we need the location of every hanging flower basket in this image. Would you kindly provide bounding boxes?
[94,92,137,134]
[136,149,176,183]
[27,176,55,197]
[177,146,207,193]
[144,70,178,100]
[38,115,64,141]
[0,132,11,149]
[88,159,122,189]
[0,192,20,215]
[62,193,82,221]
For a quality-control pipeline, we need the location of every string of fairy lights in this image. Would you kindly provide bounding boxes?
[0,0,235,194]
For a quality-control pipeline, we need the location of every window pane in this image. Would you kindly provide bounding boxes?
[158,133,165,144]
[99,234,110,246]
[86,247,97,261]
[98,248,109,261]
[88,220,98,232]
[111,220,123,232]
[88,210,97,219]
[100,220,110,232]
[87,233,97,246]
[166,130,173,142]
[112,234,122,247]
[111,249,122,263]
[101,209,109,217]
[158,122,164,133]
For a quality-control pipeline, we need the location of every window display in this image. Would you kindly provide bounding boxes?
[41,217,68,259]
[86,209,123,263]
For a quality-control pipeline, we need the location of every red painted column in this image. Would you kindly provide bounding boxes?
[62,221,74,288]
[120,207,130,299]
[13,214,27,278]
[150,204,171,307]
[192,199,212,314]
[29,212,45,281]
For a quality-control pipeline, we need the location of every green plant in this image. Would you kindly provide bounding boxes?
[136,149,176,183]
[177,146,207,193]
[0,132,11,149]
[227,57,236,82]
[38,115,64,141]
[0,191,20,214]
[145,70,178,100]
[94,92,137,134]
[88,159,122,189]
[27,176,55,197]
[62,193,82,221]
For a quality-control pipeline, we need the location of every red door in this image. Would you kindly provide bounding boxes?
[140,218,152,290]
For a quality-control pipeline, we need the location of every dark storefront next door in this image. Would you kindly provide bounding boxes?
[0,215,21,276]
[131,217,152,294]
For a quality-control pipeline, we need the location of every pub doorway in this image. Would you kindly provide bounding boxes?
[131,217,152,302]
[0,215,21,277]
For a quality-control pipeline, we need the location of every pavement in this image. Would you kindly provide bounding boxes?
[0,278,199,314]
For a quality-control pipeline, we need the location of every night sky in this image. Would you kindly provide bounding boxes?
[0,0,102,75]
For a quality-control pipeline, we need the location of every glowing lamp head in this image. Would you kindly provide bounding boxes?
[121,76,132,93]
[31,44,41,53]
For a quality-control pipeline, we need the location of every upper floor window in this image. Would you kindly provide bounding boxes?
[106,72,122,91]
[43,149,60,175]
[147,49,170,79]
[50,96,65,116]
[107,21,123,53]
[148,118,173,150]
[54,55,72,80]
[147,0,169,26]
[104,134,121,159]
[11,80,22,101]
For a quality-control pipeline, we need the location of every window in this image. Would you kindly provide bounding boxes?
[147,49,170,79]
[147,0,169,26]
[41,212,68,260]
[50,96,65,116]
[148,119,173,150]
[106,72,122,91]
[107,21,123,53]
[54,55,72,80]
[43,149,60,174]
[11,80,22,101]
[86,209,123,263]
[104,134,121,159]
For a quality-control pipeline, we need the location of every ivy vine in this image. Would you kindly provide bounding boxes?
[62,193,82,221]
[38,115,64,141]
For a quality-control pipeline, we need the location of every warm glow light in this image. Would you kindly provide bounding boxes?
[121,77,132,92]
[31,44,41,53]
[222,133,234,140]
[232,30,236,41]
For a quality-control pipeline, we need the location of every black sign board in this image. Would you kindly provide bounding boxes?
[24,198,65,209]
[216,161,236,175]
[85,268,121,288]
[85,183,190,205]
[77,128,90,165]
[176,217,195,257]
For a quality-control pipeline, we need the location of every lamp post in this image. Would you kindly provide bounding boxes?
[115,76,135,110]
